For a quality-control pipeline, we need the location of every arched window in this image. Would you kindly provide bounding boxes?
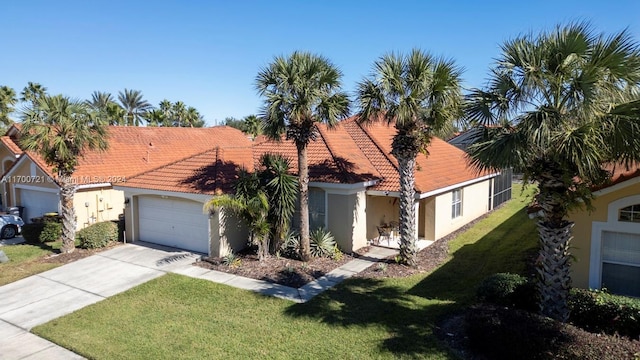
[619,204,640,223]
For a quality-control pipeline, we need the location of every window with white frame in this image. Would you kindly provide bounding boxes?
[452,188,462,219]
[619,204,640,223]
[601,230,640,297]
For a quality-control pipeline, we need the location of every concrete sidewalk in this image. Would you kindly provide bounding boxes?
[0,242,398,359]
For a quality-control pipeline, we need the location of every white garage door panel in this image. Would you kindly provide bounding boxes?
[19,189,59,223]
[138,196,209,254]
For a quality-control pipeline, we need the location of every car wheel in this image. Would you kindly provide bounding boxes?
[1,226,16,239]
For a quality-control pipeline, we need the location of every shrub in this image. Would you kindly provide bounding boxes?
[476,273,537,311]
[38,222,62,243]
[466,304,640,360]
[21,223,45,243]
[309,228,335,258]
[278,230,299,259]
[569,288,640,339]
[77,221,118,249]
[221,252,241,268]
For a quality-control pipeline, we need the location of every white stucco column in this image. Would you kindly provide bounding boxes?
[414,200,420,239]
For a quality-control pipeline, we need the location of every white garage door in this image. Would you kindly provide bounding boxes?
[138,196,209,254]
[19,188,59,223]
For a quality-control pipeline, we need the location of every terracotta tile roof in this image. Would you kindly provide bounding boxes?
[13,126,251,185]
[0,136,22,156]
[590,162,640,191]
[118,146,254,195]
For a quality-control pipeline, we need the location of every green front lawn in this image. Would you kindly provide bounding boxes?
[0,242,61,286]
[34,184,537,359]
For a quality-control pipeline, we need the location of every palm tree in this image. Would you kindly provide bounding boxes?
[185,106,205,127]
[0,86,17,126]
[20,82,47,110]
[243,114,263,139]
[86,91,120,124]
[21,95,108,253]
[205,170,271,260]
[256,51,350,261]
[465,23,640,322]
[258,153,298,252]
[117,89,152,126]
[356,49,463,266]
[172,101,187,127]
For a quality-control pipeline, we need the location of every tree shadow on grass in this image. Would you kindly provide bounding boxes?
[409,209,537,304]
[286,278,458,357]
[285,208,537,358]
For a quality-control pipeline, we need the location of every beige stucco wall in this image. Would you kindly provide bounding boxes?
[327,191,367,252]
[213,208,248,257]
[569,181,640,289]
[73,188,124,230]
[0,145,18,209]
[365,195,400,240]
[431,179,491,240]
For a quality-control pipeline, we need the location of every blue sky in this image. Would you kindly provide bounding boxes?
[2,0,639,125]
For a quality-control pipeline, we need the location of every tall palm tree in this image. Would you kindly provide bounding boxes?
[356,49,463,266]
[258,153,298,252]
[172,101,186,127]
[256,51,350,261]
[185,106,205,127]
[465,23,640,322]
[117,89,152,126]
[86,91,120,124]
[21,95,108,253]
[20,82,47,110]
[0,86,17,126]
[243,114,263,139]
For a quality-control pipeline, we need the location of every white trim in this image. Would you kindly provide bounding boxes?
[115,187,210,203]
[309,180,378,195]
[77,183,112,190]
[366,190,400,198]
[588,194,640,289]
[593,176,640,197]
[417,173,497,199]
[14,184,59,194]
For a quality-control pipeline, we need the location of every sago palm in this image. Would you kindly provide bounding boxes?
[465,22,640,321]
[21,95,108,253]
[357,49,463,266]
[256,51,350,261]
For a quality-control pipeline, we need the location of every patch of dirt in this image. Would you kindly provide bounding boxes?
[36,241,122,264]
[196,248,362,288]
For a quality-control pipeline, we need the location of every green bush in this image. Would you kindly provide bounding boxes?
[309,228,335,258]
[569,288,640,339]
[476,273,537,311]
[21,223,45,243]
[77,221,118,249]
[278,230,299,259]
[38,222,62,243]
[467,304,640,360]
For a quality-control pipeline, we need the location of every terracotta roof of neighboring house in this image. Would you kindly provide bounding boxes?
[591,162,640,191]
[117,146,254,195]
[252,116,493,194]
[9,126,251,185]
[0,136,23,156]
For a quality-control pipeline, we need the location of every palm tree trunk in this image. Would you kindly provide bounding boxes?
[297,143,311,262]
[397,155,418,266]
[59,179,78,254]
[536,220,573,322]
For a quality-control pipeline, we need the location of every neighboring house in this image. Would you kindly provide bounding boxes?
[570,164,640,297]
[448,126,513,210]
[117,116,503,257]
[0,125,251,230]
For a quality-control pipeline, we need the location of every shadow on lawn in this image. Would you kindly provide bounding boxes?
[285,208,537,358]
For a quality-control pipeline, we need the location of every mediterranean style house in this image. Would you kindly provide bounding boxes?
[1,118,509,258]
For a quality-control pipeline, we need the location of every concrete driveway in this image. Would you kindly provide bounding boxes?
[0,242,200,359]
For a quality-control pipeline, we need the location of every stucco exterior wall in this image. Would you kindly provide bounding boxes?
[327,191,367,252]
[365,195,399,241]
[214,208,248,257]
[73,188,124,230]
[569,181,640,289]
[432,179,491,240]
